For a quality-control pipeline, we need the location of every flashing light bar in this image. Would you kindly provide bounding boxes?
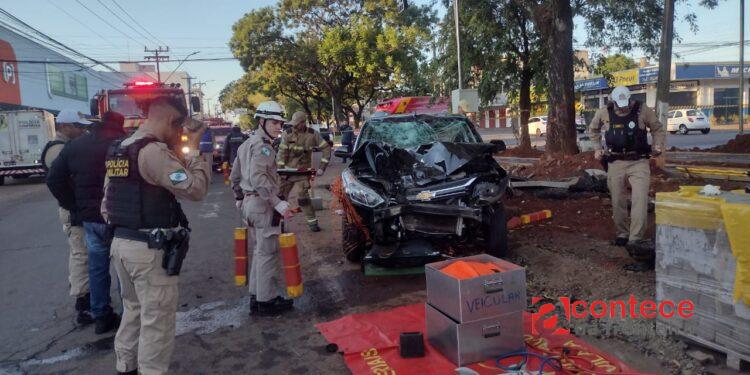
[133,81,156,86]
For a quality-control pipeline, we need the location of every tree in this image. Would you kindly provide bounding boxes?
[593,54,637,76]
[442,0,546,150]
[513,0,719,154]
[229,1,435,127]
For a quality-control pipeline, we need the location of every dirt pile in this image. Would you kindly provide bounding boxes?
[510,151,603,180]
[708,134,750,153]
[498,146,544,158]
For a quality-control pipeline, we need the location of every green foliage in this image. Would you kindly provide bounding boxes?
[593,54,637,76]
[228,0,436,125]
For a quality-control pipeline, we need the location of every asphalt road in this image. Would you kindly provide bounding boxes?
[478,128,741,150]
[0,159,426,374]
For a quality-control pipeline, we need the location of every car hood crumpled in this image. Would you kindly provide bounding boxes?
[350,141,500,186]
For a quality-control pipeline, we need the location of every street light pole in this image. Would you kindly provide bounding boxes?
[741,0,745,135]
[454,0,462,90]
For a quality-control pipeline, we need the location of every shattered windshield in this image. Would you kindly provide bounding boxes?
[358,117,478,149]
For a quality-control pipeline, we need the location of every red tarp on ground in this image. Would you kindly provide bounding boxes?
[316,303,648,375]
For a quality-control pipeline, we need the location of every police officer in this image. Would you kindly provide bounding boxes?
[230,101,296,316]
[223,125,247,166]
[277,111,331,232]
[589,86,666,272]
[42,109,92,325]
[47,111,126,334]
[103,97,210,375]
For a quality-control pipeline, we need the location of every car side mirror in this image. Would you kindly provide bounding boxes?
[190,96,201,112]
[334,146,351,159]
[490,139,506,152]
[90,99,99,116]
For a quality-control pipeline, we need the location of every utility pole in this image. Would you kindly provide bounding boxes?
[186,74,195,117]
[454,0,462,90]
[741,0,746,135]
[193,80,213,118]
[655,0,675,133]
[144,46,169,83]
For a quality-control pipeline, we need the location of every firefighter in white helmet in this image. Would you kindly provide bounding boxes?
[230,101,297,315]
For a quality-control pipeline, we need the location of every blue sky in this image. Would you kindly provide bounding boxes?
[1,0,745,105]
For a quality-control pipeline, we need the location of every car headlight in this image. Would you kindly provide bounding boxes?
[215,143,221,150]
[341,169,385,208]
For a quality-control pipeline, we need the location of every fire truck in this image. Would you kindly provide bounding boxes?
[90,80,201,129]
[371,96,450,118]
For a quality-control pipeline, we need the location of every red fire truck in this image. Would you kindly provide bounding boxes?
[90,80,200,129]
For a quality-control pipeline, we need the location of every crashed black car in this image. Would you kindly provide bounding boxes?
[334,114,509,267]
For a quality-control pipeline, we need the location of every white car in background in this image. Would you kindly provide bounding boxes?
[527,116,547,137]
[667,109,710,135]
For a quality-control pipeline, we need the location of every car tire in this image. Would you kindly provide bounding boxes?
[342,215,367,262]
[679,124,689,135]
[701,128,710,134]
[484,203,508,258]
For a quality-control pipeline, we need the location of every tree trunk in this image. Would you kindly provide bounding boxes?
[540,0,578,155]
[518,67,533,150]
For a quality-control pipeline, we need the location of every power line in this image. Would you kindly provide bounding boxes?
[0,57,239,64]
[109,0,167,46]
[46,0,122,50]
[95,0,155,46]
[73,0,142,46]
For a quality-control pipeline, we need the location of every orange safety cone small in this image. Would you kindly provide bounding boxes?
[234,227,248,286]
[520,209,552,225]
[279,233,303,298]
[223,162,230,185]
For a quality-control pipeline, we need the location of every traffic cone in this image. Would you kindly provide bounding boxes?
[234,227,247,286]
[520,209,552,225]
[279,233,303,298]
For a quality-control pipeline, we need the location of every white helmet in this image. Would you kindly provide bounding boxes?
[254,101,286,122]
[610,86,631,107]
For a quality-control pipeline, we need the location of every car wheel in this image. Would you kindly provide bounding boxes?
[679,124,688,135]
[484,203,508,258]
[342,215,367,262]
[700,128,710,134]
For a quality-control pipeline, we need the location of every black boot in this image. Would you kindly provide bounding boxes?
[95,307,121,334]
[611,237,628,247]
[249,294,258,314]
[117,370,138,375]
[256,296,294,316]
[75,294,94,326]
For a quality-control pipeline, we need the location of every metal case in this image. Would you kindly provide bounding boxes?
[426,303,524,366]
[425,254,526,323]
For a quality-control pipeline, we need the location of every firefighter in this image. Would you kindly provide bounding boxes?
[589,86,666,272]
[230,101,296,316]
[277,111,331,232]
[42,109,91,326]
[223,125,247,166]
[103,97,210,375]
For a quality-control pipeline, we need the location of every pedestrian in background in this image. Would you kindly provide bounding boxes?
[230,101,296,316]
[589,86,666,272]
[339,121,354,163]
[103,97,210,375]
[42,109,91,325]
[223,125,247,166]
[47,111,126,333]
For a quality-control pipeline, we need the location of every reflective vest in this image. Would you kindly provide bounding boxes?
[605,101,651,155]
[104,137,184,229]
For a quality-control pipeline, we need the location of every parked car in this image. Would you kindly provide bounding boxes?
[334,114,509,267]
[667,109,710,135]
[527,116,547,137]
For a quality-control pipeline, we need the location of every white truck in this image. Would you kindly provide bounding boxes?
[0,110,56,185]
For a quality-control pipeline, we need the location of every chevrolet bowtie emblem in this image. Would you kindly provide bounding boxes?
[415,191,435,201]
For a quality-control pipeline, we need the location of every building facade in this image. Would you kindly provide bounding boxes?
[0,25,127,114]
